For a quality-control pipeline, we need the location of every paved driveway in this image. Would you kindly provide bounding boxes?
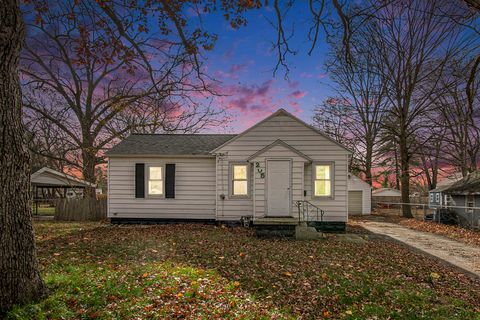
[359,221,480,278]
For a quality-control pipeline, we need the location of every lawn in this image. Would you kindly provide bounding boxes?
[6,222,480,319]
[32,205,56,216]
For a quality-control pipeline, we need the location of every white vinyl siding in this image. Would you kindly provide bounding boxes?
[108,157,216,219]
[215,114,350,222]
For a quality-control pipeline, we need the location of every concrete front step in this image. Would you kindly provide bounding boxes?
[253,217,299,225]
[295,225,325,240]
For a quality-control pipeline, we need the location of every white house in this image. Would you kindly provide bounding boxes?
[106,109,352,231]
[347,174,371,215]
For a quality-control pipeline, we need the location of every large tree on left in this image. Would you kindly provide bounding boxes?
[0,0,47,313]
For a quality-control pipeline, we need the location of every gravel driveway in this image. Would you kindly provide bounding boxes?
[359,220,480,278]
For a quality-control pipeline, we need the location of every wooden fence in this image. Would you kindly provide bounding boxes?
[54,197,107,221]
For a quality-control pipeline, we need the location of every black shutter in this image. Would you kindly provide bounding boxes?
[165,164,176,198]
[135,163,145,198]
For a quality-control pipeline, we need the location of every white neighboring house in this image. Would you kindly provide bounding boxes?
[106,109,353,231]
[347,174,371,215]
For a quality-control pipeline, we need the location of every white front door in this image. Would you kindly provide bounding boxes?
[267,160,291,216]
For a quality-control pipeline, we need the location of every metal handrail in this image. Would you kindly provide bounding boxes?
[295,200,325,223]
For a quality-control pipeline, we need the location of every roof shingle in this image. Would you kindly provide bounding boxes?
[106,134,236,156]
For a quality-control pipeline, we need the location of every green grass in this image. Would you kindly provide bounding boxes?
[32,205,55,216]
[6,222,480,319]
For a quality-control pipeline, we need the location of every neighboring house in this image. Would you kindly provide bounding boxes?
[32,166,96,198]
[106,109,353,231]
[428,173,462,209]
[347,174,371,215]
[440,171,480,228]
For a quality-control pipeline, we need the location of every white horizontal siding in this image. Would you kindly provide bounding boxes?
[108,157,216,219]
[216,114,350,222]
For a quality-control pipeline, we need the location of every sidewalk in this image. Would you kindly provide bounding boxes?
[359,220,480,277]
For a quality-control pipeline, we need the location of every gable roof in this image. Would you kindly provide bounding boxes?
[348,174,372,188]
[211,108,353,154]
[443,171,480,195]
[247,139,313,161]
[372,188,401,196]
[106,134,237,157]
[31,167,96,188]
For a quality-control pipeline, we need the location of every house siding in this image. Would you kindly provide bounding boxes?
[108,157,217,219]
[214,114,350,222]
[450,195,480,227]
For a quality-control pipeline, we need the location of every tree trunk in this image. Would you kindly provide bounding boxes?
[0,0,47,313]
[365,142,373,186]
[399,134,413,218]
[81,148,97,197]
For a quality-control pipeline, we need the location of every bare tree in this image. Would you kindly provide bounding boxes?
[21,1,227,191]
[0,0,47,313]
[367,0,466,217]
[433,59,480,176]
[315,18,387,185]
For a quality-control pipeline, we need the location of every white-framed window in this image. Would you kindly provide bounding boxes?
[230,163,249,197]
[466,195,475,214]
[435,193,440,203]
[313,163,333,197]
[147,165,164,196]
[429,193,434,202]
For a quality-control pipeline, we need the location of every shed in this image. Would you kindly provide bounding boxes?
[347,174,371,215]
[31,166,96,198]
[372,188,402,206]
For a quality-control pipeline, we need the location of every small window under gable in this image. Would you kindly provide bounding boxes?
[435,193,440,203]
[230,163,249,197]
[148,165,164,196]
[313,163,333,197]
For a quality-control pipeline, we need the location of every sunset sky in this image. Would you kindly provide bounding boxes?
[196,5,335,132]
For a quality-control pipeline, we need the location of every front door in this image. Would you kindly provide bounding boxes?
[267,160,291,216]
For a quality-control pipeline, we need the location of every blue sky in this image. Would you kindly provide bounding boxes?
[196,5,337,132]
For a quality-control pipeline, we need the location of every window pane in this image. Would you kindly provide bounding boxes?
[233,181,248,195]
[315,180,331,196]
[149,166,163,180]
[316,165,330,180]
[149,180,163,195]
[233,165,247,180]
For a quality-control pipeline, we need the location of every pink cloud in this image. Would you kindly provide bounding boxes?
[213,61,253,80]
[288,90,306,99]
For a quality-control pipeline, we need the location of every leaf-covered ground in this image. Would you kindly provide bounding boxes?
[6,221,480,319]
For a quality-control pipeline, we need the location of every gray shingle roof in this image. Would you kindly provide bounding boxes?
[443,171,480,195]
[106,134,237,156]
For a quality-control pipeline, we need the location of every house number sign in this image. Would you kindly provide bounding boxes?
[255,162,265,178]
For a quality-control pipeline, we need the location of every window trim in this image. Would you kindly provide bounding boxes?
[146,164,165,198]
[229,162,251,199]
[312,162,334,199]
[466,195,475,214]
[435,193,440,203]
